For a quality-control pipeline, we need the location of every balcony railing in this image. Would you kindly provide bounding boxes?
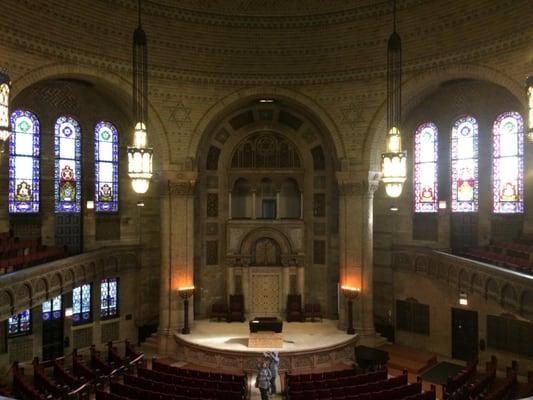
[392,246,533,318]
[0,245,139,321]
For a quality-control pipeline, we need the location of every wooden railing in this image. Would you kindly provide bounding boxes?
[0,245,139,321]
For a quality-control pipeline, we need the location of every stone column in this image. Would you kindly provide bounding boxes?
[158,174,196,355]
[337,170,381,338]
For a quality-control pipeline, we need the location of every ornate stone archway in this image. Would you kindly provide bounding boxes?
[226,228,306,318]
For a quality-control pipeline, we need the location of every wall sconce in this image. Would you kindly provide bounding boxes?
[438,200,447,210]
[86,200,94,210]
[65,307,73,318]
[459,292,468,306]
[341,285,360,335]
[178,286,195,334]
[389,205,399,212]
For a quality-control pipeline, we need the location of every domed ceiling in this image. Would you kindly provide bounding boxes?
[1,0,531,84]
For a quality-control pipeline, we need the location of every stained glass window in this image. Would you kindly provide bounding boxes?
[9,110,40,213]
[42,295,62,321]
[73,283,91,324]
[95,122,119,212]
[55,116,81,213]
[492,112,524,213]
[101,277,119,319]
[414,122,439,212]
[451,116,479,212]
[8,309,31,337]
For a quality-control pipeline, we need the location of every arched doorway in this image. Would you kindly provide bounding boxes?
[194,100,339,320]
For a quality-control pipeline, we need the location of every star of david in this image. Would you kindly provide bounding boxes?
[168,100,192,128]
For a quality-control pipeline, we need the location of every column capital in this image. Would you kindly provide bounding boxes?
[160,171,198,196]
[336,170,382,196]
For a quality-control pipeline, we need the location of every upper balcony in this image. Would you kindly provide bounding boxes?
[392,246,533,319]
[0,246,139,321]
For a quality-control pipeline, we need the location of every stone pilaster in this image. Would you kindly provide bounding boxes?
[337,170,381,338]
[158,173,197,355]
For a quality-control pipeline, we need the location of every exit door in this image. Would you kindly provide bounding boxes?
[451,308,478,362]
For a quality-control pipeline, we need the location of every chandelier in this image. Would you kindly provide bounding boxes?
[0,70,11,151]
[381,0,407,198]
[526,75,533,142]
[128,0,153,194]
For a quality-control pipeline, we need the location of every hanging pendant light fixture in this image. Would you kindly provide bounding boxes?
[527,76,533,142]
[381,0,407,198]
[0,70,12,153]
[128,0,153,194]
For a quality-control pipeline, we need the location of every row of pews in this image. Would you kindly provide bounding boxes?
[286,368,436,400]
[11,340,144,400]
[97,359,248,400]
[0,230,66,274]
[444,356,533,400]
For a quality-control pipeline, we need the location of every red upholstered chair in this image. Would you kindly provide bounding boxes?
[227,294,245,322]
[286,294,304,322]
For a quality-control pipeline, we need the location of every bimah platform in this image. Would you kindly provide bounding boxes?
[248,317,283,348]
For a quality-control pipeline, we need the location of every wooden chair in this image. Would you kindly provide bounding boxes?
[228,295,245,322]
[209,302,228,322]
[286,294,304,322]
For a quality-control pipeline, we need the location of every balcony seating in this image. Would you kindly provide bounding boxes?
[228,294,245,322]
[304,303,323,321]
[209,302,228,321]
[464,245,533,275]
[286,294,304,322]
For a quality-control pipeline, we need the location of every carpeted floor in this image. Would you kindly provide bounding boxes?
[421,361,465,385]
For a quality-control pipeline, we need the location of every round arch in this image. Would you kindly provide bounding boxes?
[188,86,346,162]
[10,63,171,167]
[364,63,526,170]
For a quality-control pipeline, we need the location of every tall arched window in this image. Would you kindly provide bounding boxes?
[9,110,40,213]
[492,112,524,213]
[451,116,479,212]
[414,122,438,212]
[95,121,119,212]
[55,116,81,213]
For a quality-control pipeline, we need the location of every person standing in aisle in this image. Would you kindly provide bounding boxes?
[256,360,272,400]
[265,351,280,395]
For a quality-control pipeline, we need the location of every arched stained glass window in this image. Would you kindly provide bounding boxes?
[101,277,119,319]
[9,110,40,213]
[8,309,31,337]
[492,112,524,213]
[42,295,62,321]
[451,116,479,212]
[414,122,438,212]
[73,283,91,324]
[55,116,81,213]
[95,122,119,212]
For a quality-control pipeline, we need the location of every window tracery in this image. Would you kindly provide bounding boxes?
[231,133,301,168]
